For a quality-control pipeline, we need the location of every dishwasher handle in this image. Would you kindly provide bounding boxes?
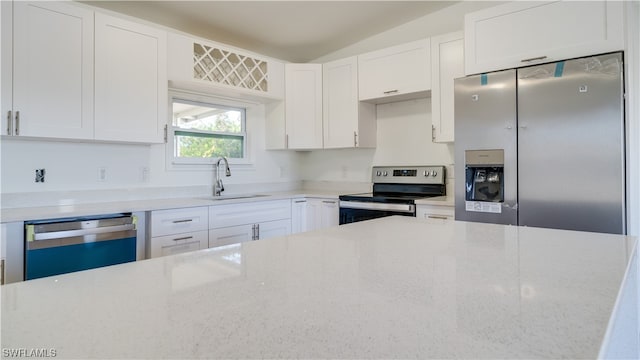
[28,223,136,241]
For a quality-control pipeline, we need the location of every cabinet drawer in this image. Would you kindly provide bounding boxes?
[417,205,454,222]
[209,200,291,229]
[150,207,208,236]
[149,230,208,258]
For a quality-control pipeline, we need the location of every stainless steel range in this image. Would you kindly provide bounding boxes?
[339,166,446,225]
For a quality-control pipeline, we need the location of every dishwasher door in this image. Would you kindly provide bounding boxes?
[24,213,137,280]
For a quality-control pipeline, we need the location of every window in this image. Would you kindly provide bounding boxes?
[169,95,247,165]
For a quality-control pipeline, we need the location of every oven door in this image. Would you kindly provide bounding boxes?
[339,201,415,225]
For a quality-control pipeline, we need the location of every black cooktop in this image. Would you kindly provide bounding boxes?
[339,183,446,204]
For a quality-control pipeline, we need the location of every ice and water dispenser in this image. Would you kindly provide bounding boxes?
[465,150,504,204]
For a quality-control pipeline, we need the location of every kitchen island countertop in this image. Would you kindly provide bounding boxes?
[1,217,637,359]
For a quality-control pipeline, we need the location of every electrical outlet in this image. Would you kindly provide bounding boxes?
[140,167,149,182]
[35,169,45,183]
[98,167,107,182]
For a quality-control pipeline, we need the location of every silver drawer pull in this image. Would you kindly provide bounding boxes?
[383,89,399,94]
[6,111,12,135]
[521,55,547,63]
[427,215,449,220]
[322,201,336,204]
[173,236,194,241]
[172,219,193,224]
[294,200,306,203]
[14,111,19,135]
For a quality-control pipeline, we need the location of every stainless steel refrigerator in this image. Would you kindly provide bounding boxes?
[454,52,625,234]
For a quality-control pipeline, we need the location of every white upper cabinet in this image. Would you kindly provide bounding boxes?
[358,38,431,104]
[167,33,284,102]
[431,32,464,143]
[6,1,94,139]
[94,13,167,143]
[284,63,323,150]
[323,56,376,148]
[464,0,624,75]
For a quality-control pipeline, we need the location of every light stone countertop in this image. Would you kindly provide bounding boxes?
[1,217,636,359]
[0,190,342,223]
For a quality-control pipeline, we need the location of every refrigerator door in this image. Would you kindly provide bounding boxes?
[454,70,518,225]
[517,52,625,234]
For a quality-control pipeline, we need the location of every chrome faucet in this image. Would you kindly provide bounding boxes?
[213,156,231,196]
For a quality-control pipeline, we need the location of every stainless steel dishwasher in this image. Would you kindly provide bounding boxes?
[24,213,137,280]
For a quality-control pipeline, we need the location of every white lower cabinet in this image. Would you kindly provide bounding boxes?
[416,204,454,223]
[147,207,209,258]
[291,197,339,234]
[150,230,208,258]
[209,200,292,248]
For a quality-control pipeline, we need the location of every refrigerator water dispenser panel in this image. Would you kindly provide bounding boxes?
[465,150,504,213]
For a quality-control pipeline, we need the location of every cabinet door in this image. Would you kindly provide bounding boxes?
[358,39,430,103]
[464,1,624,75]
[257,219,291,240]
[322,57,375,148]
[291,198,308,234]
[149,230,208,258]
[209,225,254,249]
[431,32,464,143]
[94,13,167,143]
[319,199,339,228]
[1,1,13,136]
[284,63,323,149]
[12,2,94,139]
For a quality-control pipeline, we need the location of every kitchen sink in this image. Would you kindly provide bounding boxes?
[197,194,270,201]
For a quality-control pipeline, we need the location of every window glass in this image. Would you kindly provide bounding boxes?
[171,99,246,161]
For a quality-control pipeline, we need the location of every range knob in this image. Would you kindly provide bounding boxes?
[376,171,382,176]
[383,171,388,176]
[432,171,438,177]
[424,170,430,176]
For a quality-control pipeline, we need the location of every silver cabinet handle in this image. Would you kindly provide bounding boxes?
[294,200,306,203]
[285,134,289,149]
[521,56,547,63]
[255,223,260,240]
[431,124,436,141]
[322,200,336,204]
[14,111,19,135]
[1,259,5,285]
[427,215,449,220]
[353,131,358,147]
[251,224,257,240]
[383,89,399,94]
[172,236,194,241]
[172,219,193,224]
[6,111,12,135]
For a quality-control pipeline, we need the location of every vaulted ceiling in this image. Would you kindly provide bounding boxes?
[81,1,457,62]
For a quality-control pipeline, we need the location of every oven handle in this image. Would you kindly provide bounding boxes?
[339,201,415,213]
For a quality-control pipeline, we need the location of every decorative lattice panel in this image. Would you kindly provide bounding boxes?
[193,43,268,92]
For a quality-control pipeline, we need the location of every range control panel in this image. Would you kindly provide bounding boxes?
[372,166,446,185]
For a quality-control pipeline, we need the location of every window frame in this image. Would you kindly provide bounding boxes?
[167,90,251,168]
